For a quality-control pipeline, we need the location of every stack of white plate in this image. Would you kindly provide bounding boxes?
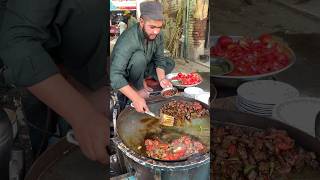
[272,97,320,137]
[236,80,299,117]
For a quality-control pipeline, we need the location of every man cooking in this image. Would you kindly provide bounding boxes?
[0,0,109,178]
[110,1,175,113]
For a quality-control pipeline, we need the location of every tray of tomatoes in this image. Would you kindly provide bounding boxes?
[166,72,203,88]
[210,34,295,79]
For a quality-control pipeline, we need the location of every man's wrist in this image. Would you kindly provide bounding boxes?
[132,95,143,103]
[70,107,99,129]
[159,78,166,82]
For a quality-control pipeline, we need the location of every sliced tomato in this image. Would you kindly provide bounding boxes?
[217,36,234,49]
[173,72,201,85]
[259,34,273,44]
[184,137,192,145]
[177,72,184,78]
[214,34,291,76]
[194,141,205,151]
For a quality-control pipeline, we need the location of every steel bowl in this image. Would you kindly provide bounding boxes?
[160,87,178,98]
[210,84,218,106]
[210,57,234,76]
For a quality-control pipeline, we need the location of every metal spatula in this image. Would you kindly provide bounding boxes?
[160,113,175,127]
[145,111,175,127]
[130,103,175,126]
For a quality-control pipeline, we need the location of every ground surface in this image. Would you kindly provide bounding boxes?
[211,0,320,36]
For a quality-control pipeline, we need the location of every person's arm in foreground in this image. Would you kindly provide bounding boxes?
[0,0,108,164]
[28,74,109,164]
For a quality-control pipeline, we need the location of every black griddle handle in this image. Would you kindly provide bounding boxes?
[106,145,112,155]
[315,111,320,141]
[67,129,113,155]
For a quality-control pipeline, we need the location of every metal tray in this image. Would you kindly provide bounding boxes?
[210,36,296,88]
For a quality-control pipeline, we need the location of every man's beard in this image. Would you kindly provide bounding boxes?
[142,26,156,41]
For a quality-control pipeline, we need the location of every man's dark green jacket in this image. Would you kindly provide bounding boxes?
[0,0,107,90]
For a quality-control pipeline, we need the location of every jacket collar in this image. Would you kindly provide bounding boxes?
[137,23,146,44]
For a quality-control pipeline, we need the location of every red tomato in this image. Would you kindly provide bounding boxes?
[146,145,154,151]
[211,45,225,56]
[184,137,192,145]
[177,72,184,78]
[145,139,153,146]
[174,148,186,158]
[194,141,205,151]
[214,35,291,76]
[259,34,273,44]
[167,154,175,160]
[173,72,201,85]
[217,36,234,49]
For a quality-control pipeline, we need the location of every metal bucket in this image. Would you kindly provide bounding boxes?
[112,137,210,180]
[112,96,210,180]
[24,138,107,180]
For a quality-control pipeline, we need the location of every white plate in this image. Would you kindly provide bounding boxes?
[236,98,273,117]
[272,97,320,137]
[184,87,204,99]
[237,96,274,110]
[237,102,273,114]
[195,92,210,105]
[238,108,272,117]
[237,103,272,115]
[166,73,203,88]
[237,95,276,108]
[237,80,299,105]
[237,103,272,117]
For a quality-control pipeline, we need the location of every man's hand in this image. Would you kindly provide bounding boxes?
[72,112,109,164]
[159,78,172,88]
[132,96,149,113]
[156,68,172,88]
[119,85,150,113]
[143,79,153,92]
[137,88,150,99]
